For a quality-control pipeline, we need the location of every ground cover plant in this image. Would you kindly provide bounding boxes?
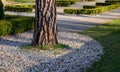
[79,18,120,72]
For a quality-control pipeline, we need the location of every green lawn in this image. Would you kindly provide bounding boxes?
[79,18,120,72]
[6,0,92,3]
[6,0,35,3]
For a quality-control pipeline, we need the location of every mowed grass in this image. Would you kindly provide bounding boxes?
[6,0,35,3]
[79,18,120,72]
[21,43,70,51]
[6,0,81,3]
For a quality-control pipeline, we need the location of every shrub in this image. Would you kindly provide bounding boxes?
[99,3,120,13]
[56,0,75,7]
[0,20,12,36]
[10,17,34,33]
[0,0,4,20]
[83,5,98,9]
[14,4,35,9]
[96,2,113,6]
[64,8,80,14]
[80,8,101,15]
[64,8,101,15]
[105,0,120,3]
[0,15,34,36]
[5,5,33,12]
[64,3,120,15]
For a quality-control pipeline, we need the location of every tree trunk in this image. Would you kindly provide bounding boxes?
[32,0,58,46]
[0,0,4,20]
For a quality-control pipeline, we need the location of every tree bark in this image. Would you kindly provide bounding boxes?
[0,0,4,20]
[32,0,58,46]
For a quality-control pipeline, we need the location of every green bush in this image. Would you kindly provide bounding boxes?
[105,0,120,3]
[10,17,34,33]
[80,8,101,15]
[0,15,34,36]
[5,0,75,11]
[83,5,98,9]
[15,4,35,9]
[64,8,80,14]
[64,8,101,15]
[5,0,75,10]
[99,3,120,13]
[0,20,12,36]
[64,3,120,15]
[5,5,33,12]
[96,2,113,6]
[0,0,4,20]
[56,0,75,7]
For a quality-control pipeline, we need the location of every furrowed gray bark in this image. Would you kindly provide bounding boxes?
[32,0,58,46]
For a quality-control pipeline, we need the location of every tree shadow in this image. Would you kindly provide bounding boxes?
[23,39,103,72]
[0,38,29,46]
[0,30,103,72]
[58,20,98,32]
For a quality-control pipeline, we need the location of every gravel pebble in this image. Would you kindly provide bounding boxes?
[0,31,103,72]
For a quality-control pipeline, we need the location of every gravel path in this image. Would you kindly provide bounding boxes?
[0,31,103,72]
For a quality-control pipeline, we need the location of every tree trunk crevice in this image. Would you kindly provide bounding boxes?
[32,0,58,46]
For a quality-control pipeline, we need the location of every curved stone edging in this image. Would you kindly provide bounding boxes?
[0,31,103,72]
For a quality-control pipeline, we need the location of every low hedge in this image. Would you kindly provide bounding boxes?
[64,3,120,15]
[5,5,33,12]
[99,3,120,13]
[105,0,120,3]
[5,0,75,12]
[56,0,75,6]
[64,8,81,14]
[0,15,34,36]
[83,5,98,9]
[64,8,101,15]
[96,2,113,6]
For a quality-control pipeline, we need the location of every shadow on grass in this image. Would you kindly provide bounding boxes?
[79,18,120,72]
[58,19,99,32]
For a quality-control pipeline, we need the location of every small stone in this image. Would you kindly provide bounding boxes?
[0,31,103,72]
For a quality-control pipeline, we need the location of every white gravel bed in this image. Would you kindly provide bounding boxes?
[0,31,103,72]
